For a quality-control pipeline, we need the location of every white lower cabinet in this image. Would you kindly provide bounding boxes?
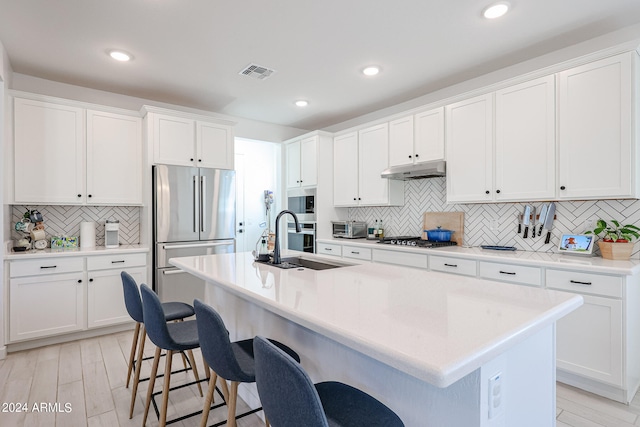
[342,246,372,261]
[372,249,428,269]
[429,256,477,277]
[10,271,85,342]
[87,254,146,328]
[479,261,542,287]
[8,252,147,343]
[317,242,342,257]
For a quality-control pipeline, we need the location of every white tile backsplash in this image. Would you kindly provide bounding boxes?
[348,177,640,258]
[11,205,141,246]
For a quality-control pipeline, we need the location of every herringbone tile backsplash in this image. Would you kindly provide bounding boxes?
[348,178,640,259]
[11,205,141,246]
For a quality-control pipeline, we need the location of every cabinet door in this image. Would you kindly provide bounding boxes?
[495,76,556,201]
[197,121,234,169]
[300,136,318,187]
[446,94,493,203]
[286,140,301,188]
[333,132,359,206]
[389,115,414,167]
[10,272,85,342]
[87,266,146,328]
[152,114,195,166]
[414,107,445,162]
[558,52,633,199]
[87,110,142,205]
[358,123,390,205]
[556,294,623,386]
[14,98,85,204]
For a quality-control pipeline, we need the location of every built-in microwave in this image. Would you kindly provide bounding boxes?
[287,188,316,222]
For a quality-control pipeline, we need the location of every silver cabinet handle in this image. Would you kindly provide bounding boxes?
[325,248,332,251]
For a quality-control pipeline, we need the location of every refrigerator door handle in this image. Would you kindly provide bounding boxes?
[162,241,235,250]
[200,175,206,232]
[162,269,186,276]
[193,175,198,233]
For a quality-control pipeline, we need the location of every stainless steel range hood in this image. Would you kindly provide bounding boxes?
[381,160,446,180]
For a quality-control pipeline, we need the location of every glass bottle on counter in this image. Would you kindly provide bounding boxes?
[378,219,384,239]
[373,220,379,238]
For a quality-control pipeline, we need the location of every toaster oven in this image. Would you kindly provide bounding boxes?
[332,221,367,239]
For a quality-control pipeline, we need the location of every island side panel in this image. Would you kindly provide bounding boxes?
[206,283,482,427]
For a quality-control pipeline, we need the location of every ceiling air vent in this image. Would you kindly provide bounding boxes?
[239,63,276,80]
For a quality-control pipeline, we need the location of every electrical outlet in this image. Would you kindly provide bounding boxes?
[488,219,499,231]
[488,372,503,419]
[583,219,594,233]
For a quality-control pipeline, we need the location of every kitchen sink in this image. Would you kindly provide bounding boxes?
[255,256,350,270]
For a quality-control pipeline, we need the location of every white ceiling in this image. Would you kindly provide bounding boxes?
[1,0,640,131]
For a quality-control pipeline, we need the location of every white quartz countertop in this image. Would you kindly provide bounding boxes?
[317,238,640,275]
[4,244,149,260]
[170,251,583,388]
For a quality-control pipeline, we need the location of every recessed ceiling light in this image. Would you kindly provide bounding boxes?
[362,66,380,76]
[295,100,308,107]
[109,50,132,62]
[483,1,510,19]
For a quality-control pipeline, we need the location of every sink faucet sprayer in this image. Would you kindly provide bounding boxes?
[273,210,301,264]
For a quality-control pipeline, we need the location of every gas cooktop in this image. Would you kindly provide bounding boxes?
[377,236,457,248]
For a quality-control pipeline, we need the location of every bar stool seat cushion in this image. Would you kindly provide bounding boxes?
[165,320,200,350]
[231,338,301,382]
[163,302,195,322]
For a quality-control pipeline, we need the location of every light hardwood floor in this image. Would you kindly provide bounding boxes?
[1,330,640,427]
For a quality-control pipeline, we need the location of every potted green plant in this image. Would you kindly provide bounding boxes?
[585,220,640,260]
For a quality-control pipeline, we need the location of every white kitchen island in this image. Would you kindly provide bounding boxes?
[170,251,582,427]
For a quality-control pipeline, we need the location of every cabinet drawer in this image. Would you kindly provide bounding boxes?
[317,243,342,257]
[343,246,372,261]
[546,269,622,298]
[10,257,84,278]
[430,256,476,276]
[87,253,147,271]
[372,249,428,269]
[479,262,542,287]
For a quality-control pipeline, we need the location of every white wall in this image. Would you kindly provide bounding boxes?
[0,37,13,359]
[10,73,308,143]
[323,23,640,133]
[235,138,282,253]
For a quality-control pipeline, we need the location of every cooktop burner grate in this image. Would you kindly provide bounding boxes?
[377,237,457,248]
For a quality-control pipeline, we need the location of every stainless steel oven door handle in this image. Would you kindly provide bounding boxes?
[162,241,234,250]
[287,230,315,235]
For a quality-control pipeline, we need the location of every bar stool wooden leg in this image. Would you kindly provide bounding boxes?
[265,417,270,427]
[218,377,230,403]
[177,319,189,369]
[227,381,239,427]
[129,325,147,418]
[199,368,219,427]
[126,322,141,388]
[142,346,162,427]
[186,349,203,397]
[159,350,174,427]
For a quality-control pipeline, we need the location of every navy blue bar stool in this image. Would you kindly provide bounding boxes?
[193,299,300,427]
[140,284,205,427]
[253,335,405,427]
[121,272,196,418]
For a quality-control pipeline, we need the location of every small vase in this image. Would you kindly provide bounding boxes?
[598,241,634,260]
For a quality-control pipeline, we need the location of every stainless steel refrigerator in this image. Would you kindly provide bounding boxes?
[153,165,236,304]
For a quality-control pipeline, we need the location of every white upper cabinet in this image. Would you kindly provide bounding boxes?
[13,97,142,205]
[87,110,142,205]
[286,136,318,188]
[149,110,234,170]
[494,75,556,201]
[446,93,494,203]
[333,132,359,206]
[14,98,85,205]
[389,108,445,168]
[446,75,556,203]
[333,125,403,207]
[197,121,234,169]
[558,52,636,199]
